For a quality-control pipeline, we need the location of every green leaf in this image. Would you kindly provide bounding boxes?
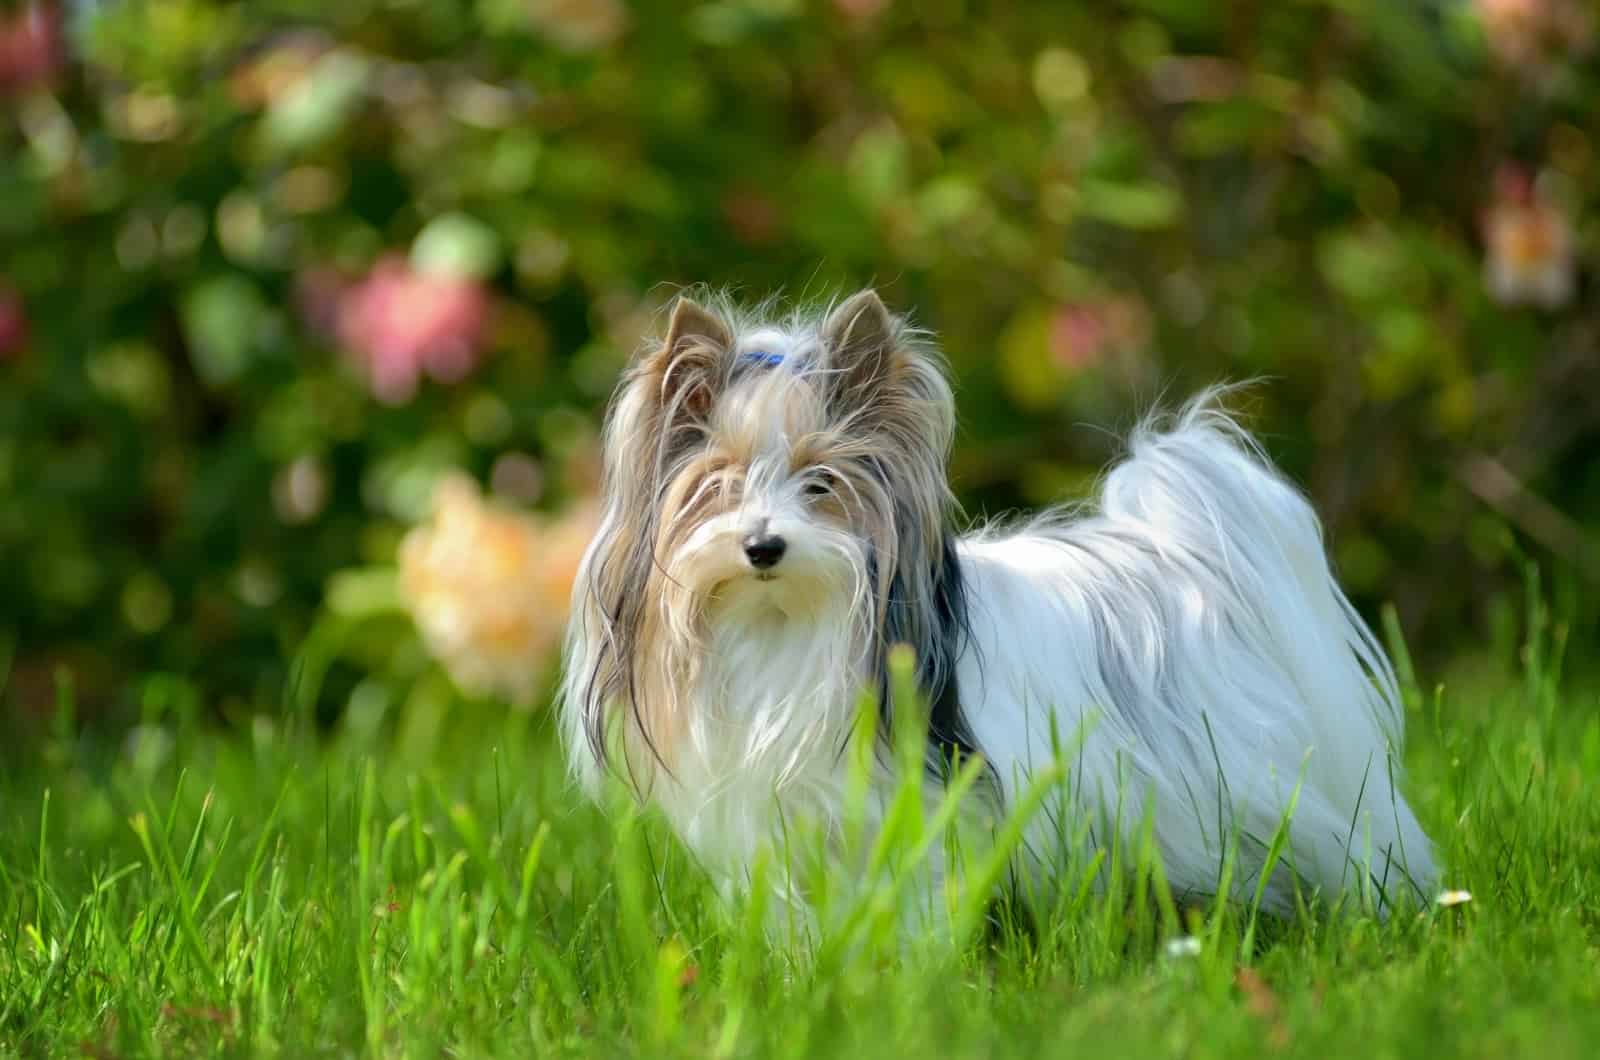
[326,568,404,618]
[412,213,502,280]
[1174,101,1282,158]
[1076,179,1182,229]
[260,50,370,154]
[181,275,268,386]
[998,306,1065,411]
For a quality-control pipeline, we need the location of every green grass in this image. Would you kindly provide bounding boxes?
[4,615,1600,1059]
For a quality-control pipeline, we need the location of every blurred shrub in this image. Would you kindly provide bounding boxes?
[2,0,1597,721]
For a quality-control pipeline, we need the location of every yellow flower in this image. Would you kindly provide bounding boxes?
[398,474,597,705]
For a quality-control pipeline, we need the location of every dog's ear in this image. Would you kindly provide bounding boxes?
[823,288,900,404]
[642,295,733,423]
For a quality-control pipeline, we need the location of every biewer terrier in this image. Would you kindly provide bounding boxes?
[561,289,1435,925]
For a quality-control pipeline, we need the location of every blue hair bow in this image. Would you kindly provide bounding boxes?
[739,349,785,368]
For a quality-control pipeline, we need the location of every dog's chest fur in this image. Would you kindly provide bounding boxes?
[652,600,869,874]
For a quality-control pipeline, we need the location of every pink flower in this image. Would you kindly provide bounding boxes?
[0,287,28,359]
[1048,298,1148,371]
[834,0,892,20]
[0,3,63,96]
[1482,165,1576,309]
[1049,306,1110,369]
[523,0,629,52]
[1476,0,1593,70]
[334,256,490,405]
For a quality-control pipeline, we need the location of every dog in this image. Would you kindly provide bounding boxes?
[560,288,1435,927]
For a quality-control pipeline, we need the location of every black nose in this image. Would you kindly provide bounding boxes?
[742,533,787,570]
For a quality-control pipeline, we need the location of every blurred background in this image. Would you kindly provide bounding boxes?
[3,0,1597,740]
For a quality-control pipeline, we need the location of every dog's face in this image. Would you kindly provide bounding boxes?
[652,317,885,623]
[656,368,865,620]
[567,288,959,772]
[625,292,953,622]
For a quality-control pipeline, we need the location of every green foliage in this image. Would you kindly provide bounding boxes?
[3,0,1599,718]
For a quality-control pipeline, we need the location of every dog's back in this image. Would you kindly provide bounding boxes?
[954,388,1435,912]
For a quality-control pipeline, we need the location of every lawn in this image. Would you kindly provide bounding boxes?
[3,607,1598,1060]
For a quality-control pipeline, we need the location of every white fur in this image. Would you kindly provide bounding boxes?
[563,349,1435,920]
[957,403,1434,911]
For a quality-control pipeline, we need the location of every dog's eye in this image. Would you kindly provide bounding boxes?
[803,471,835,497]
